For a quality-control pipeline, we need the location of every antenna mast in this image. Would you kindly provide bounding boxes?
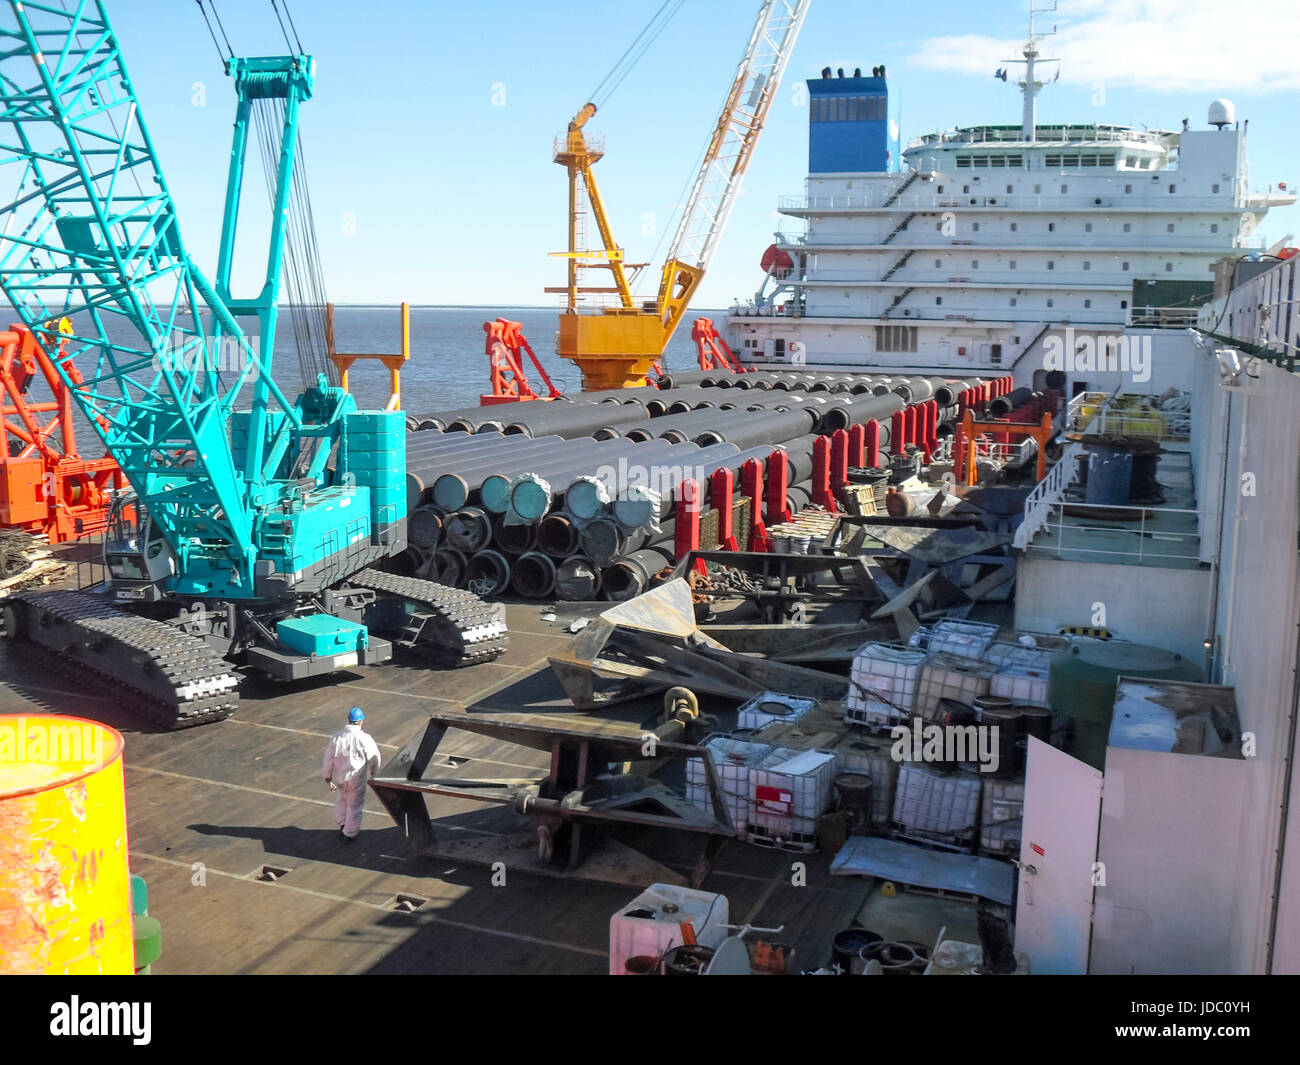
[999,2,1060,142]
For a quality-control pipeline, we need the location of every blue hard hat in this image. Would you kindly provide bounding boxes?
[349,707,365,723]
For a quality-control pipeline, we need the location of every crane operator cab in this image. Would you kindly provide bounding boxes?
[104,493,176,601]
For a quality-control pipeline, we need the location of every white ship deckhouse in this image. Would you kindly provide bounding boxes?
[726,32,1295,382]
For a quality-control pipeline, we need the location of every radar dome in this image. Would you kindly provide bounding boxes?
[1207,99,1235,129]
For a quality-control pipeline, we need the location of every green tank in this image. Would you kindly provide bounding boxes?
[1048,642,1203,769]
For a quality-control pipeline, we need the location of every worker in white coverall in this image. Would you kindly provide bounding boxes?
[323,707,382,842]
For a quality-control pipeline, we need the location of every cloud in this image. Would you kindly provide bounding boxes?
[908,1,1300,94]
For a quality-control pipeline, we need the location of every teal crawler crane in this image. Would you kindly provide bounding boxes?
[0,1,506,727]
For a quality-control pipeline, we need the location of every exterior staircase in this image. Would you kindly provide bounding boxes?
[880,249,914,281]
[882,171,920,207]
[880,287,915,319]
[882,211,917,244]
[1007,321,1053,372]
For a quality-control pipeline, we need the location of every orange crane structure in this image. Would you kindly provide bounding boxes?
[0,322,124,542]
[546,0,810,389]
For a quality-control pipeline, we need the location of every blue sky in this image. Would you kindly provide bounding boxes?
[108,0,1299,307]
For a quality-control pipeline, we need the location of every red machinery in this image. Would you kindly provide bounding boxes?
[692,317,742,373]
[481,318,562,404]
[0,322,125,542]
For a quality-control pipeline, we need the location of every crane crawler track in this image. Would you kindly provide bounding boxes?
[346,568,508,668]
[5,591,239,730]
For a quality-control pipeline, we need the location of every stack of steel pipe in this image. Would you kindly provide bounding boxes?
[400,371,1000,599]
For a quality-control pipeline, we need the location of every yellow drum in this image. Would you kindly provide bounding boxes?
[0,715,133,974]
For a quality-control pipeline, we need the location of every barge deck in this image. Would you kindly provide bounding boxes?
[0,553,973,973]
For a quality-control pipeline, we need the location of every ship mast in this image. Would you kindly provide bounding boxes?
[999,2,1060,142]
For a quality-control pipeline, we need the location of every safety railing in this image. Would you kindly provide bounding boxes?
[779,192,1260,214]
[1128,306,1201,328]
[938,434,1036,469]
[906,126,1171,149]
[1020,501,1200,564]
[1063,390,1189,442]
[1013,397,1101,548]
[1013,440,1085,549]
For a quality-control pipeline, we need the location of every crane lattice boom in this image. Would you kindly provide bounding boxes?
[549,0,809,390]
[664,0,810,275]
[0,1,312,588]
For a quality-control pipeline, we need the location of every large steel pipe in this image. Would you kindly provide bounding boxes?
[510,551,558,599]
[602,546,675,602]
[464,549,511,597]
[557,388,649,406]
[619,407,732,444]
[431,546,468,586]
[414,405,504,432]
[607,442,745,529]
[930,380,969,407]
[403,429,553,470]
[990,387,1034,417]
[692,406,818,449]
[536,513,582,558]
[491,514,536,554]
[769,433,820,485]
[408,505,445,550]
[554,556,602,600]
[895,378,936,403]
[411,430,571,475]
[656,369,729,389]
[403,428,503,457]
[816,392,907,433]
[666,393,721,415]
[721,392,832,414]
[578,516,627,564]
[446,413,507,434]
[443,507,493,553]
[502,401,651,439]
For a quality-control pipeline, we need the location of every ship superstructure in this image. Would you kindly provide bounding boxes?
[726,26,1295,379]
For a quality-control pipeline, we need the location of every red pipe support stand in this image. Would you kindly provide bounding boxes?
[675,477,706,575]
[848,422,866,468]
[710,466,737,550]
[830,428,849,496]
[890,410,906,457]
[812,434,835,512]
[766,447,793,525]
[741,457,769,552]
[864,418,880,469]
